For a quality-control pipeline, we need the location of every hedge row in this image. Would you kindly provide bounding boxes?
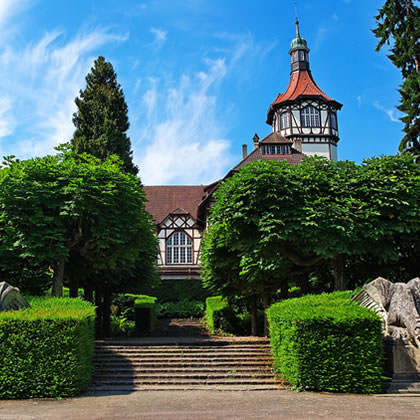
[137,278,208,303]
[134,295,158,333]
[267,291,384,393]
[205,296,229,333]
[158,299,205,318]
[0,297,95,399]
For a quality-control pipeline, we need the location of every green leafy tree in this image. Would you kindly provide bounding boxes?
[71,56,138,175]
[201,155,420,335]
[0,153,158,334]
[373,0,420,156]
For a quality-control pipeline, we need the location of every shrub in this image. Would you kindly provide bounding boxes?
[111,293,139,320]
[138,278,208,302]
[158,299,204,318]
[134,295,157,333]
[205,296,230,333]
[110,315,136,337]
[0,297,95,399]
[267,291,384,393]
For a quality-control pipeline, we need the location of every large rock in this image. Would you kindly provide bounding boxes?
[352,277,420,393]
[0,282,30,312]
[352,277,420,346]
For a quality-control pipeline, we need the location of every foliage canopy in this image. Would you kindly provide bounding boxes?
[71,56,138,175]
[373,0,420,155]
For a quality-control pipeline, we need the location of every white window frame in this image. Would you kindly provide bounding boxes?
[280,112,289,129]
[301,106,320,128]
[166,231,193,265]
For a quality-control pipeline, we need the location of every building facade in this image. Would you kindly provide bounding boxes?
[144,23,342,279]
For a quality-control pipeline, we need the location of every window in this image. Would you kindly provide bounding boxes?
[261,145,291,155]
[280,112,289,129]
[166,231,193,264]
[330,112,337,130]
[301,106,320,127]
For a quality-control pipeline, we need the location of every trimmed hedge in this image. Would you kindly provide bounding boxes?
[158,299,204,318]
[267,291,384,393]
[205,296,265,335]
[139,278,208,302]
[0,297,95,399]
[205,296,229,333]
[134,295,157,333]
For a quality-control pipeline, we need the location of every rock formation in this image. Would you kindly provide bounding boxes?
[352,277,420,347]
[0,282,30,312]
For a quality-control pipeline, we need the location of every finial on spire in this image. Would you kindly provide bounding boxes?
[294,1,301,38]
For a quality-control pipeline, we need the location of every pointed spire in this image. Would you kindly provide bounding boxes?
[295,19,301,39]
[294,1,300,38]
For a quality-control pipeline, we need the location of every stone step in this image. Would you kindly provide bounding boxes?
[87,384,282,392]
[95,360,272,369]
[91,377,279,385]
[95,366,272,373]
[95,346,271,353]
[387,381,420,394]
[95,353,271,360]
[90,341,277,393]
[93,372,274,380]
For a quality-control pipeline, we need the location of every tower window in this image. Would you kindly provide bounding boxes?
[330,112,337,130]
[301,106,320,127]
[280,112,289,129]
[166,231,193,264]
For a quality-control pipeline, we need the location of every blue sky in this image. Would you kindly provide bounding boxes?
[0,0,404,185]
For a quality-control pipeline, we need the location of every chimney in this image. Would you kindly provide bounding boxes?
[292,137,302,152]
[242,144,248,159]
[253,133,259,150]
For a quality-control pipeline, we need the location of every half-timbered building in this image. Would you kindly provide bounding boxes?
[144,22,342,280]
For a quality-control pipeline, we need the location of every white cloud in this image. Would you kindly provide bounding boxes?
[132,33,276,185]
[0,0,30,26]
[373,101,401,123]
[150,27,167,49]
[313,24,329,52]
[135,59,233,185]
[0,97,15,137]
[0,28,128,157]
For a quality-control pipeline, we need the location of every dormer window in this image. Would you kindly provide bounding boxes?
[166,231,193,264]
[280,112,289,129]
[261,145,291,155]
[301,106,320,127]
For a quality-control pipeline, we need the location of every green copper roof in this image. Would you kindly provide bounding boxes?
[290,36,308,50]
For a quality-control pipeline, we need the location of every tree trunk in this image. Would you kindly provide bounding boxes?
[250,296,258,336]
[84,285,93,302]
[95,287,103,337]
[69,276,79,298]
[280,278,289,299]
[103,286,111,338]
[51,261,65,297]
[333,255,346,291]
[263,291,272,337]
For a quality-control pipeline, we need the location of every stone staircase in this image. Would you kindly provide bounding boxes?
[88,340,283,392]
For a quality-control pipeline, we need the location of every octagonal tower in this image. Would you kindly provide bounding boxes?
[267,21,342,160]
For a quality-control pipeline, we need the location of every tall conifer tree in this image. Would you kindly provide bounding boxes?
[373,0,420,157]
[71,56,138,175]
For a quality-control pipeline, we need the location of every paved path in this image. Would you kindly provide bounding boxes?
[1,390,419,420]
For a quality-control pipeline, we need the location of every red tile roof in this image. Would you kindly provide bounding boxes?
[233,146,305,170]
[259,132,293,144]
[144,186,206,224]
[267,70,342,124]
